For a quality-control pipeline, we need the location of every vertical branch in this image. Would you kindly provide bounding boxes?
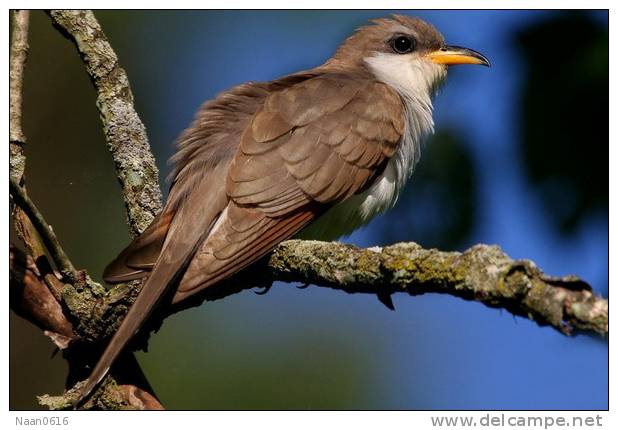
[9,10,68,301]
[9,10,48,262]
[10,9,30,182]
[48,10,163,237]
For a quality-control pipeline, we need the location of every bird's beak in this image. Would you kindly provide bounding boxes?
[426,45,490,67]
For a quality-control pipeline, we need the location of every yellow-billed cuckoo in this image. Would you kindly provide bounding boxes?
[77,15,489,403]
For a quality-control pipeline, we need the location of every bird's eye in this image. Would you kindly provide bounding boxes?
[391,35,415,54]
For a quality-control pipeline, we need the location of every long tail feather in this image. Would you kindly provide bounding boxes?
[76,205,220,406]
[75,253,186,405]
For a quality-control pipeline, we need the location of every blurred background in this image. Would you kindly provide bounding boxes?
[10,10,607,410]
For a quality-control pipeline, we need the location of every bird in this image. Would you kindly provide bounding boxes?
[76,14,489,405]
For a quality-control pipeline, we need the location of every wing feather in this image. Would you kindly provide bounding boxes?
[173,202,319,303]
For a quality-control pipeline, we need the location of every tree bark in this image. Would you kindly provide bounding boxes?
[49,9,162,237]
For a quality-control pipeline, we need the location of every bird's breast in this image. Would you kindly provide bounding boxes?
[297,94,435,241]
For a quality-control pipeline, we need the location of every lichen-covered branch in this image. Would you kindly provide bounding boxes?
[38,379,164,411]
[46,240,607,348]
[48,9,162,237]
[268,240,607,336]
[38,353,164,411]
[10,245,162,411]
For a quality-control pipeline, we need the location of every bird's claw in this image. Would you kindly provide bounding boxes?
[296,282,310,289]
[254,285,272,295]
[377,291,395,311]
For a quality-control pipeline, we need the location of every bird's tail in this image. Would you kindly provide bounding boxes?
[76,210,212,406]
[75,260,177,406]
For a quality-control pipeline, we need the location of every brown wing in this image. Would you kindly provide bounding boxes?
[173,74,404,303]
[102,74,323,283]
[102,210,175,283]
[102,81,273,283]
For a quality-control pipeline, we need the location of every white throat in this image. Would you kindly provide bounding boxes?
[364,52,447,199]
[365,52,447,102]
[298,53,446,241]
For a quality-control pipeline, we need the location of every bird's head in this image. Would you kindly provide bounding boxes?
[327,15,490,98]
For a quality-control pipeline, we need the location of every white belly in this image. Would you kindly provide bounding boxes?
[296,160,405,241]
[297,108,429,242]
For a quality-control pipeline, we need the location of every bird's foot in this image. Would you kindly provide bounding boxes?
[376,291,395,311]
[254,284,273,295]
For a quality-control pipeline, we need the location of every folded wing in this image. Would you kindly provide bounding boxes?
[174,73,404,302]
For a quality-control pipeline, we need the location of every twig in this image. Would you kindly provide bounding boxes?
[48,10,163,237]
[10,178,77,279]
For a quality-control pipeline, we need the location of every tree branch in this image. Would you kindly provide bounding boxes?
[9,10,47,260]
[10,9,29,180]
[112,240,613,338]
[31,238,606,353]
[48,9,162,237]
[267,240,607,336]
